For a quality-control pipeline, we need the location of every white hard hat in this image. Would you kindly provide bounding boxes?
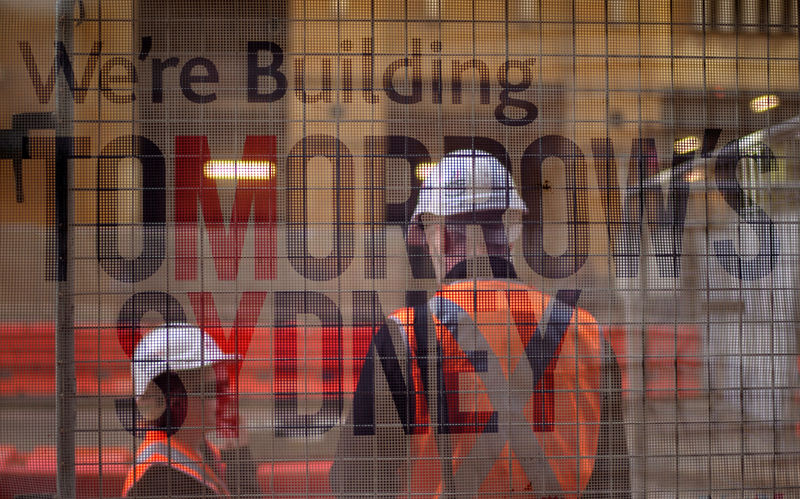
[407,149,528,244]
[132,323,234,399]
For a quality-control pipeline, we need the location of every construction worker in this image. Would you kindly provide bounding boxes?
[331,150,629,497]
[122,323,260,498]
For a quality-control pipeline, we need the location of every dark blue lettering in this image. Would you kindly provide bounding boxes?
[520,135,589,279]
[151,57,178,103]
[179,57,218,103]
[382,39,422,104]
[495,60,538,126]
[274,291,343,437]
[286,135,354,280]
[713,139,779,280]
[97,135,165,282]
[363,135,434,279]
[247,41,287,102]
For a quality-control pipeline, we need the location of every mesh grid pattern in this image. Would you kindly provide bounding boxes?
[0,0,799,497]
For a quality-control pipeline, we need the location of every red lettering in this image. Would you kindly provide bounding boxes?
[175,135,277,281]
[604,325,702,400]
[644,325,701,398]
[188,291,268,436]
[188,291,267,357]
[274,324,342,396]
[349,326,373,392]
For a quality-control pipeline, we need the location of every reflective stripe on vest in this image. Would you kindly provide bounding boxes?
[389,281,603,498]
[122,431,230,497]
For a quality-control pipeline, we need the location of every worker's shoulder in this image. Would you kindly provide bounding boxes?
[387,305,416,326]
[387,281,602,334]
[510,282,601,329]
[126,462,216,498]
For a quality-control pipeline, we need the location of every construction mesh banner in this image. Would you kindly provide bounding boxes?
[1,0,799,497]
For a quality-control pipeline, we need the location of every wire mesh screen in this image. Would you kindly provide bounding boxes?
[0,0,799,497]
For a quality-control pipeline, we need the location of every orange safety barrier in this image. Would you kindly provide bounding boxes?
[0,323,131,397]
[644,325,702,399]
[604,325,702,399]
[0,447,17,470]
[73,326,133,397]
[0,323,376,399]
[0,446,132,499]
[236,325,272,396]
[0,323,57,396]
[258,460,333,498]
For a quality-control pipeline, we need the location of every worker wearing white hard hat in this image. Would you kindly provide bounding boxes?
[410,149,527,218]
[123,323,259,498]
[405,149,528,281]
[332,150,630,497]
[132,322,235,420]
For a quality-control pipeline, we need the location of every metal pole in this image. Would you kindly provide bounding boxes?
[55,0,76,497]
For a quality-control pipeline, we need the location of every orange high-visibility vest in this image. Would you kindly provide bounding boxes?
[389,280,603,498]
[122,430,230,497]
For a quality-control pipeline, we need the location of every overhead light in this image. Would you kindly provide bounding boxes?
[750,94,779,113]
[415,162,437,181]
[424,0,440,18]
[204,160,275,180]
[685,169,704,183]
[674,136,700,154]
[330,0,348,16]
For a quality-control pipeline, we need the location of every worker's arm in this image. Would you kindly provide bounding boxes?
[125,464,217,498]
